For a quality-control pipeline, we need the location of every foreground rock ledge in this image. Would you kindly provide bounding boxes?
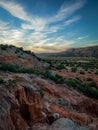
[0,73,98,130]
[32,118,89,130]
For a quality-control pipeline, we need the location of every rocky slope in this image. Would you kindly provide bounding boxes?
[0,44,48,69]
[0,44,98,130]
[0,73,98,130]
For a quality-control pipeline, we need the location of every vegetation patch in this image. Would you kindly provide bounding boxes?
[66,78,98,99]
[0,63,65,84]
[80,71,85,75]
[86,77,92,81]
[38,88,45,98]
[71,67,77,72]
[0,63,19,72]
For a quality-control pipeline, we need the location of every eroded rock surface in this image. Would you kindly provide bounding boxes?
[48,118,89,130]
[0,73,98,130]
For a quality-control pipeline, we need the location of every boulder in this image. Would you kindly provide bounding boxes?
[49,118,89,130]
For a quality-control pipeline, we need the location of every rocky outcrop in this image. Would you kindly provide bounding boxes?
[0,44,48,69]
[32,118,89,130]
[0,74,60,130]
[0,73,98,130]
[49,118,89,130]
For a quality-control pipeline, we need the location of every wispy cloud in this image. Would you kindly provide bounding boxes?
[0,0,29,21]
[0,20,25,44]
[49,0,86,23]
[29,40,75,53]
[64,16,81,26]
[77,35,88,40]
[0,0,47,31]
[0,0,87,52]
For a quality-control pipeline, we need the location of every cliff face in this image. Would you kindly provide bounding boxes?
[0,73,98,130]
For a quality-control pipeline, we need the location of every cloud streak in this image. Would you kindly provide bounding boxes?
[0,0,87,52]
[0,0,29,21]
[49,0,86,23]
[64,16,81,26]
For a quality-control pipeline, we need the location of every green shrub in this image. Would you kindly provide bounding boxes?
[0,63,19,72]
[20,68,42,75]
[38,88,45,98]
[95,70,98,75]
[66,78,98,99]
[86,77,92,81]
[71,67,77,72]
[0,79,4,84]
[56,64,65,70]
[1,45,8,50]
[66,78,80,88]
[15,49,20,54]
[3,78,17,88]
[76,77,81,81]
[80,71,85,74]
[0,63,65,84]
[43,70,65,84]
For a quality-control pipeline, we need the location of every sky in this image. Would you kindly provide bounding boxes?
[0,0,98,53]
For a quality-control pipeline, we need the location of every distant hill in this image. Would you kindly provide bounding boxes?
[0,44,48,69]
[36,45,98,57]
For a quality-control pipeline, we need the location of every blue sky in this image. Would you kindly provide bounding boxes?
[0,0,98,52]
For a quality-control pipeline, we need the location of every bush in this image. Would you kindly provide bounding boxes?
[86,77,92,81]
[71,67,77,72]
[20,68,42,75]
[56,64,65,70]
[66,78,80,88]
[38,88,45,98]
[0,63,65,84]
[0,79,4,84]
[3,78,17,88]
[15,49,20,54]
[1,45,8,50]
[95,70,98,75]
[43,70,65,84]
[66,78,98,99]
[80,71,85,74]
[0,63,19,72]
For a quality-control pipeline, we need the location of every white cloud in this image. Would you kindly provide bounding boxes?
[22,18,47,31]
[30,40,74,53]
[0,20,25,45]
[0,0,30,21]
[0,0,85,32]
[0,0,47,31]
[0,0,86,52]
[49,0,86,23]
[77,35,88,40]
[64,16,81,26]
